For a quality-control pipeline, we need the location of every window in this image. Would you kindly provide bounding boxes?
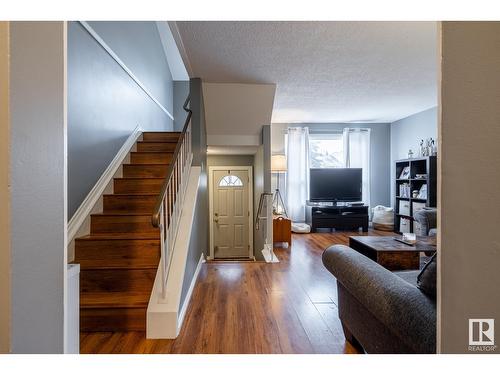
[309,133,344,168]
[219,175,243,187]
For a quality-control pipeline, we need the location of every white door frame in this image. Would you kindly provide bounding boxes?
[208,166,254,260]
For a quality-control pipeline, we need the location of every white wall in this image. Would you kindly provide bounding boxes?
[439,22,500,354]
[0,21,11,354]
[9,21,67,353]
[202,83,276,146]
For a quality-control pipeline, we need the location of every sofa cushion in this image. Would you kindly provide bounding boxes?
[417,254,437,299]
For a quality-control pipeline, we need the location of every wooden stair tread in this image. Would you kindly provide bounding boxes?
[124,163,170,166]
[138,140,179,143]
[114,177,164,180]
[79,264,158,270]
[142,131,181,134]
[76,233,159,240]
[81,292,150,309]
[131,151,174,154]
[103,193,158,196]
[91,212,154,217]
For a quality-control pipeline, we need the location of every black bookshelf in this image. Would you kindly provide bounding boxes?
[394,156,437,234]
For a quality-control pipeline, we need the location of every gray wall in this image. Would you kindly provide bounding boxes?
[180,78,208,307]
[0,21,10,354]
[10,22,66,353]
[253,146,265,260]
[173,80,190,131]
[207,155,254,167]
[439,22,500,354]
[390,107,438,199]
[67,21,174,218]
[272,123,392,208]
[253,126,272,261]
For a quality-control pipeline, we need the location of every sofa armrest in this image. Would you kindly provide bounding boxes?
[414,208,437,236]
[322,245,436,353]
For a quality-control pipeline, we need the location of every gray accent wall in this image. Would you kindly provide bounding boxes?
[173,80,190,131]
[253,126,272,261]
[87,21,174,115]
[67,21,174,218]
[180,78,208,307]
[390,107,438,199]
[207,155,254,167]
[272,122,392,208]
[10,22,66,353]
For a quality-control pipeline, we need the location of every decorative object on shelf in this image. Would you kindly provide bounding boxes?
[419,139,425,157]
[419,137,437,157]
[431,139,437,156]
[408,149,414,159]
[399,166,410,179]
[271,154,288,216]
[412,190,419,198]
[418,184,428,199]
[415,174,427,179]
[426,138,433,156]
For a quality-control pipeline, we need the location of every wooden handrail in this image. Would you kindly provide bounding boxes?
[151,96,192,227]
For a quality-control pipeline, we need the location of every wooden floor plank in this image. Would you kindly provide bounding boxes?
[80,229,392,354]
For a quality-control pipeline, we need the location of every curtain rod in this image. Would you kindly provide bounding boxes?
[282,127,370,134]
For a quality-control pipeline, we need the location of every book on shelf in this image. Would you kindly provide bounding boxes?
[418,184,428,199]
[399,183,411,198]
[399,166,410,179]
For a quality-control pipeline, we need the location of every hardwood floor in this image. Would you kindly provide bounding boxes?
[80,229,391,354]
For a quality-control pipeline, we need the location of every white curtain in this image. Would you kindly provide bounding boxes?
[286,127,310,223]
[343,128,371,208]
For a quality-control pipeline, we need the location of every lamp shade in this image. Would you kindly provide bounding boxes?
[271,154,287,172]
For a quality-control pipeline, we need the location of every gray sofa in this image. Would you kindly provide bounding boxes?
[414,207,437,236]
[322,245,436,353]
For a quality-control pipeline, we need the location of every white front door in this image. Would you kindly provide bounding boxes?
[211,169,251,259]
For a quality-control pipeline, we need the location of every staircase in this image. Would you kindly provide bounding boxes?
[74,132,181,331]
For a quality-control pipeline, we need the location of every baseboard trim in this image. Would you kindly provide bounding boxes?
[67,126,142,242]
[177,252,205,332]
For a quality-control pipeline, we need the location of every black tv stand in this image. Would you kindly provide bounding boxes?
[306,202,369,232]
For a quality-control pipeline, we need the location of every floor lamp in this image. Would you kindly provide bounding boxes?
[271,154,288,217]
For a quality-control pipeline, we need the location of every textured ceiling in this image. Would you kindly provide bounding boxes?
[176,21,437,123]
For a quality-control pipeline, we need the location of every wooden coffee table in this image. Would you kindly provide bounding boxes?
[348,235,437,270]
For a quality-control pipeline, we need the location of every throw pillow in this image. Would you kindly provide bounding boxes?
[417,253,437,300]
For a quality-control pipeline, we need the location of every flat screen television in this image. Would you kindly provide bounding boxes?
[309,168,362,202]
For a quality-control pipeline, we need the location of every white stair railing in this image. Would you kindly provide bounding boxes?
[151,96,192,301]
